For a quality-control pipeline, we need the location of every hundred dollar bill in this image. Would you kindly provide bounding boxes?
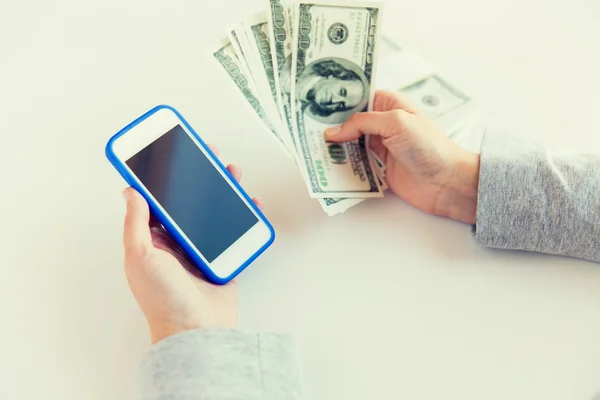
[369,149,385,170]
[291,2,383,198]
[214,40,363,215]
[318,197,364,216]
[267,0,298,154]
[400,75,469,120]
[228,29,259,93]
[398,74,476,140]
[228,25,294,156]
[230,26,280,120]
[376,36,478,139]
[213,39,291,157]
[242,13,281,115]
[241,13,296,155]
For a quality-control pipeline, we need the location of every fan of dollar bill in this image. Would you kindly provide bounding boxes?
[213,1,478,216]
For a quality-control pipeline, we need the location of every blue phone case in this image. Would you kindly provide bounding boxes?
[105,105,275,284]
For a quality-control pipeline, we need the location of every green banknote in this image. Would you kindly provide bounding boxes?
[267,0,298,155]
[213,40,282,145]
[243,13,296,156]
[291,2,383,198]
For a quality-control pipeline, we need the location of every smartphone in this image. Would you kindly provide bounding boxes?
[105,105,275,284]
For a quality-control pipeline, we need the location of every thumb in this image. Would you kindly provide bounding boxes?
[324,110,408,142]
[123,187,152,258]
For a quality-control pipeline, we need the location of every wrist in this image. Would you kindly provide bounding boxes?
[149,316,238,344]
[436,150,480,224]
[150,321,200,344]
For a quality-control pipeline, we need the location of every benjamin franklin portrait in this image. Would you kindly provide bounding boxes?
[295,58,369,124]
[279,57,370,124]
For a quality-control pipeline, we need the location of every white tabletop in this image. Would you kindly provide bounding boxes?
[2,0,600,399]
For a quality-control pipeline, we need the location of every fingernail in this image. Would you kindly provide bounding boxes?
[122,189,130,203]
[325,125,341,138]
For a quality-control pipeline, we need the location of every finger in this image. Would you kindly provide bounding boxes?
[208,144,219,157]
[373,90,420,114]
[324,109,409,142]
[252,197,264,210]
[227,164,242,182]
[123,188,152,258]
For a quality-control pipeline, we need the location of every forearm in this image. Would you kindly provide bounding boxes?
[137,329,303,400]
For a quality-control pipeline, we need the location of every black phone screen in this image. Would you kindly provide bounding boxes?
[126,124,258,262]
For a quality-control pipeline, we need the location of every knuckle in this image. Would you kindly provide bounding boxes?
[373,90,395,110]
[352,112,374,133]
[348,112,365,126]
[377,110,406,138]
[390,109,406,125]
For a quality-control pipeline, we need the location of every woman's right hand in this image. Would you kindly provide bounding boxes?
[325,90,480,224]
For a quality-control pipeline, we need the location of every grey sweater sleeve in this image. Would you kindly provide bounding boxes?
[137,329,303,400]
[474,128,600,262]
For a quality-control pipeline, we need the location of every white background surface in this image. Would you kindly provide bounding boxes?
[1,0,600,399]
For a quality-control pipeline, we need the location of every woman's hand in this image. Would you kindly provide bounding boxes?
[325,90,480,224]
[122,146,262,344]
